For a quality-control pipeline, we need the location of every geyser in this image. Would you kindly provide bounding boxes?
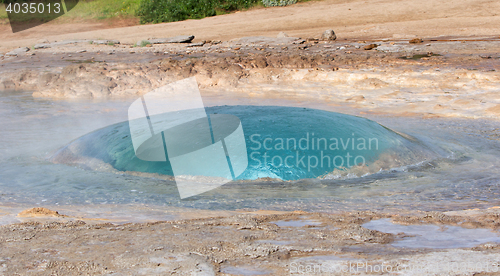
[51,106,436,180]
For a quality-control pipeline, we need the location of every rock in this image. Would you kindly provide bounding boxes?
[149,35,195,44]
[6,47,29,56]
[35,40,88,49]
[409,38,423,44]
[346,95,365,103]
[376,44,402,53]
[187,42,205,47]
[292,39,306,44]
[363,44,378,50]
[18,207,64,218]
[34,43,51,49]
[237,36,299,45]
[92,39,120,45]
[321,29,337,41]
[277,32,288,38]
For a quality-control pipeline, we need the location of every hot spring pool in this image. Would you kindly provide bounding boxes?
[50,105,439,181]
[1,91,500,216]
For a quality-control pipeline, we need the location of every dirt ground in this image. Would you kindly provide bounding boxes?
[1,0,500,52]
[1,36,499,120]
[1,0,500,275]
[2,207,500,275]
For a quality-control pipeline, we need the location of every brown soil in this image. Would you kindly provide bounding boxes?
[1,0,500,52]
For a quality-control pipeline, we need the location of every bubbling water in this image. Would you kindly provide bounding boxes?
[50,106,439,181]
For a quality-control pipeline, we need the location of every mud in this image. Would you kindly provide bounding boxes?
[2,36,500,275]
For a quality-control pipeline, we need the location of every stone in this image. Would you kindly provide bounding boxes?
[376,44,402,52]
[149,35,195,44]
[237,36,299,45]
[364,44,378,50]
[187,42,205,47]
[18,207,64,218]
[35,40,88,49]
[292,39,306,44]
[34,43,51,49]
[6,47,29,57]
[277,32,288,38]
[409,38,423,44]
[321,29,337,41]
[346,95,366,103]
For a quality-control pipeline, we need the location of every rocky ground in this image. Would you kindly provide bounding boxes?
[1,30,500,276]
[1,207,500,275]
[1,35,499,120]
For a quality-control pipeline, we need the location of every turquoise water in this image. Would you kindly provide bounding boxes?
[1,91,500,213]
[51,106,437,181]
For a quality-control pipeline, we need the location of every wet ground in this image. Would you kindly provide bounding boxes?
[1,37,500,275]
[2,208,500,275]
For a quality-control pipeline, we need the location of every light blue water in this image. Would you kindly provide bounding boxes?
[51,106,438,181]
[1,91,500,213]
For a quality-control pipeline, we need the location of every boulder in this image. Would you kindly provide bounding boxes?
[321,29,337,41]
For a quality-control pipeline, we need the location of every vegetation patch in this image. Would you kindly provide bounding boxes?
[137,0,263,24]
[0,0,304,25]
